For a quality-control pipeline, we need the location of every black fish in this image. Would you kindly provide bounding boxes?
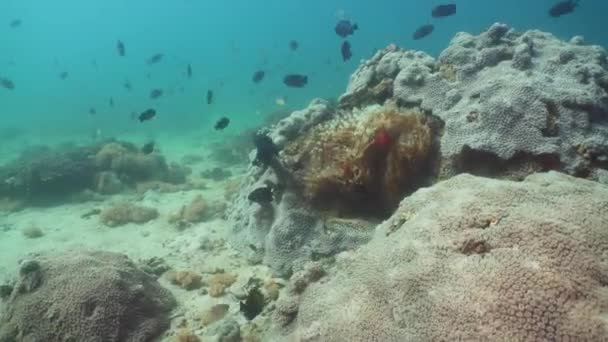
[549,0,579,17]
[0,77,15,90]
[413,24,434,40]
[109,98,114,107]
[341,41,352,61]
[252,70,265,83]
[335,20,358,38]
[289,40,299,51]
[283,74,308,88]
[59,71,69,80]
[253,133,279,166]
[141,141,155,154]
[146,53,163,65]
[138,108,156,122]
[123,80,132,91]
[206,90,213,104]
[240,287,265,320]
[214,117,230,130]
[187,64,192,78]
[89,107,96,115]
[117,40,125,56]
[432,4,457,18]
[9,19,21,28]
[248,186,273,204]
[150,89,163,99]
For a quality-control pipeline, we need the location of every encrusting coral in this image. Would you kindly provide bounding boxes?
[283,103,438,216]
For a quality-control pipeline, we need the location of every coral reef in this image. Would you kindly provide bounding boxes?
[271,172,608,341]
[0,250,176,342]
[99,202,159,227]
[0,140,191,206]
[342,23,608,180]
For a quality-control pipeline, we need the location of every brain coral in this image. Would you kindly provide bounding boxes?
[0,250,176,342]
[273,171,608,341]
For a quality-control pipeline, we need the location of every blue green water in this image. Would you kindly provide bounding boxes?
[1,0,605,140]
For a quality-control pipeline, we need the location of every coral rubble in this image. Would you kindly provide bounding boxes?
[100,202,159,227]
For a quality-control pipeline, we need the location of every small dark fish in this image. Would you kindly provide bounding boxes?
[109,98,114,107]
[341,41,352,61]
[59,71,69,80]
[214,117,230,130]
[138,108,156,122]
[187,64,192,78]
[413,24,434,40]
[89,107,96,115]
[123,80,132,91]
[146,53,163,65]
[253,133,279,166]
[283,74,308,88]
[117,40,125,57]
[432,4,457,18]
[150,89,163,99]
[248,186,273,204]
[240,287,265,320]
[141,141,155,154]
[9,19,21,28]
[549,0,579,17]
[335,20,358,38]
[206,90,213,104]
[289,40,299,51]
[252,70,265,83]
[0,77,15,90]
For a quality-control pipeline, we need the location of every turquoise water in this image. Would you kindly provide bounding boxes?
[2,0,605,141]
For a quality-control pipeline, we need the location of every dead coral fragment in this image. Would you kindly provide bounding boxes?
[166,270,203,290]
[22,225,44,239]
[100,202,159,227]
[208,272,237,297]
[175,329,201,342]
[284,104,437,216]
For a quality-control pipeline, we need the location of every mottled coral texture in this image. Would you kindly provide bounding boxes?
[0,250,175,342]
[274,172,608,341]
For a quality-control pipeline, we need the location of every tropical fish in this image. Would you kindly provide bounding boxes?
[123,80,132,91]
[187,64,192,78]
[146,53,164,65]
[275,97,286,106]
[335,20,358,38]
[413,24,434,40]
[89,107,97,115]
[289,40,299,51]
[141,141,155,154]
[109,98,114,107]
[432,4,457,18]
[248,186,273,204]
[0,77,15,90]
[214,117,230,130]
[150,89,163,99]
[549,0,579,17]
[341,41,352,61]
[283,74,308,88]
[9,19,21,28]
[253,133,279,166]
[138,109,156,122]
[207,90,213,104]
[59,71,69,80]
[252,70,265,83]
[117,40,125,57]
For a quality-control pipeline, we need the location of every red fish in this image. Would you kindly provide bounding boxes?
[374,128,392,150]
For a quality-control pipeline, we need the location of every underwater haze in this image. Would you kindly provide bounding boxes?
[2,0,608,341]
